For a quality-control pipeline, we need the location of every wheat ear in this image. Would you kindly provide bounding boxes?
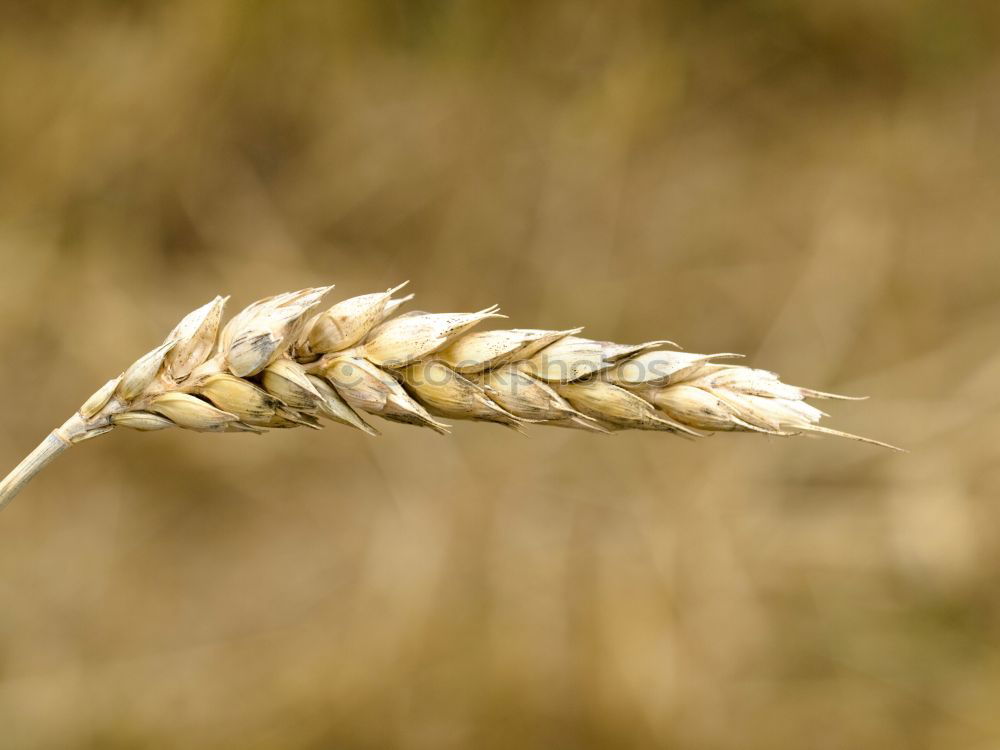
[0,284,900,511]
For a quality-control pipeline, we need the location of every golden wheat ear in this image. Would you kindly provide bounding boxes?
[0,284,900,511]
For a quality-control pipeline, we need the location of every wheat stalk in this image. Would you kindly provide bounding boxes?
[0,283,899,511]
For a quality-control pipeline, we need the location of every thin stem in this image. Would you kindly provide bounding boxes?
[0,432,71,511]
[0,414,93,512]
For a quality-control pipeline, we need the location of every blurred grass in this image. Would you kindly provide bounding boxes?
[1,1,999,748]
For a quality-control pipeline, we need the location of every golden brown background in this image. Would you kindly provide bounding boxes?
[1,1,998,748]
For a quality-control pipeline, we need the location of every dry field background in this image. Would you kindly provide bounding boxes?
[1,2,999,748]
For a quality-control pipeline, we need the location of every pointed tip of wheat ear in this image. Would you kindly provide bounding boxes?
[798,389,870,401]
[798,424,906,452]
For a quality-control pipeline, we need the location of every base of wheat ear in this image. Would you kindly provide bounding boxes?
[0,283,900,510]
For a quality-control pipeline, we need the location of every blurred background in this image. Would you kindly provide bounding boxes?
[1,1,999,748]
